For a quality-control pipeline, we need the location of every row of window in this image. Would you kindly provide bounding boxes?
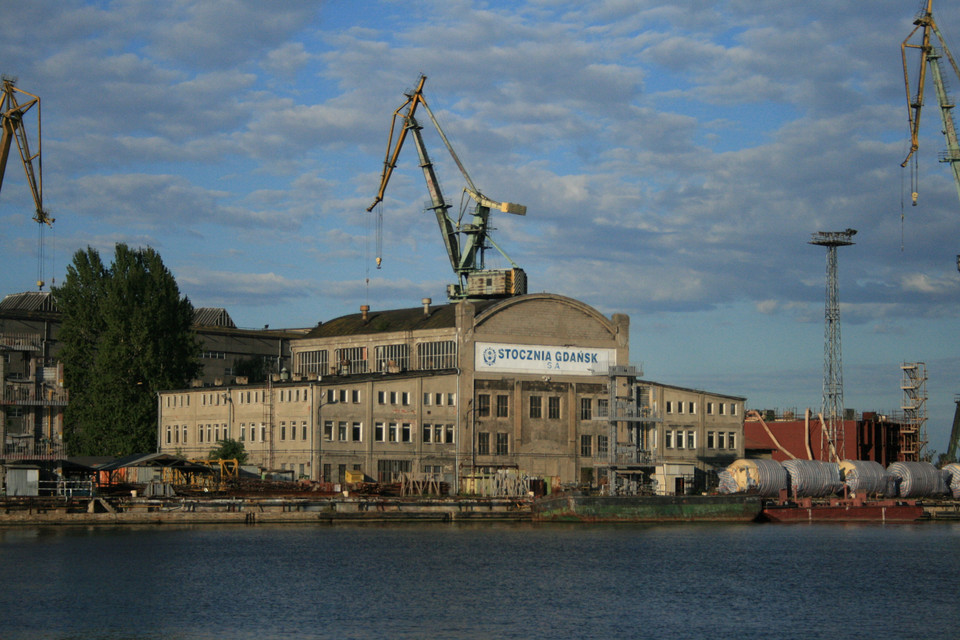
[295,341,458,376]
[322,420,456,445]
[579,434,609,458]
[477,394,576,420]
[476,432,509,455]
[163,421,311,446]
[664,400,739,416]
[662,429,738,450]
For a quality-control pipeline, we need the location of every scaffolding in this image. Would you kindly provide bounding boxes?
[599,365,657,495]
[899,362,928,461]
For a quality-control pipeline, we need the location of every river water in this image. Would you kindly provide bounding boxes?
[1,522,958,639]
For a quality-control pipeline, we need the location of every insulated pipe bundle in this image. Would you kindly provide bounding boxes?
[721,459,788,497]
[782,459,844,497]
[888,461,949,498]
[942,463,960,499]
[839,460,895,497]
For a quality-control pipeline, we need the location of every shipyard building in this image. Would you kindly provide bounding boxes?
[157,294,747,493]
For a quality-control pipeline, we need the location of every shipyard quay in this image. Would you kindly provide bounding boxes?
[157,293,747,493]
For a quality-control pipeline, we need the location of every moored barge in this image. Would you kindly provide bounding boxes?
[759,496,924,523]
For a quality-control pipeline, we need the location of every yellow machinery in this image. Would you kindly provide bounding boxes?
[0,77,53,289]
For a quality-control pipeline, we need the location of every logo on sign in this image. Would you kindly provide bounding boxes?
[482,347,497,366]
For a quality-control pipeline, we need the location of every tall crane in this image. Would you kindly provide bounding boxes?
[901,2,960,233]
[367,75,527,301]
[1,77,53,289]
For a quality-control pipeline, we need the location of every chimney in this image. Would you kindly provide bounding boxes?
[360,304,369,321]
[422,297,431,316]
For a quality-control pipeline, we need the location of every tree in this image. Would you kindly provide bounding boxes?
[54,244,201,456]
[208,438,248,464]
[233,355,269,383]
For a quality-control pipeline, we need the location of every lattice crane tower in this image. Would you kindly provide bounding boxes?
[809,229,857,461]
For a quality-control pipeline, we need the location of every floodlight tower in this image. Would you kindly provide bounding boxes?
[809,229,857,461]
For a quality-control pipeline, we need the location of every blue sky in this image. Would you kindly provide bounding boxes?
[3,0,960,453]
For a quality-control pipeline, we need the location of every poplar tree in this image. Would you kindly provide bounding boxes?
[54,244,201,456]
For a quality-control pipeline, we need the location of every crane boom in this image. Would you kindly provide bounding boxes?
[366,75,527,300]
[901,0,960,208]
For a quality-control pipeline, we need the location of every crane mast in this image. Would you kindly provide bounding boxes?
[1,77,53,289]
[367,75,527,301]
[901,1,960,218]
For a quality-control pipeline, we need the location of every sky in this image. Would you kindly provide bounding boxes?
[2,0,960,454]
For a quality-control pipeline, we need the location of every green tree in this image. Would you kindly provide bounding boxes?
[54,244,201,456]
[208,438,248,464]
[233,355,269,383]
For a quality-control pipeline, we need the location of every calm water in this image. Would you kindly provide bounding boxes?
[1,521,958,639]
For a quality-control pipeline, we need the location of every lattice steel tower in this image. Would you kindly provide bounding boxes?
[809,229,857,460]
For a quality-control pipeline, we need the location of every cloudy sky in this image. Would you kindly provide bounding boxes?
[3,0,960,452]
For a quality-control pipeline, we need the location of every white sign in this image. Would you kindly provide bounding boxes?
[475,342,615,375]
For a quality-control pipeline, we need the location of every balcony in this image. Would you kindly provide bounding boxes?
[1,384,69,407]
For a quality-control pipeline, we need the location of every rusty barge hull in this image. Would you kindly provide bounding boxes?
[533,495,763,523]
[759,498,924,523]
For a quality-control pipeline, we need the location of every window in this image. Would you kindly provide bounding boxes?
[728,433,737,449]
[280,423,286,441]
[338,422,347,441]
[497,395,509,418]
[302,422,308,440]
[165,426,171,445]
[401,423,412,443]
[327,389,336,404]
[718,432,727,449]
[422,424,433,443]
[651,427,658,449]
[719,403,726,415]
[335,346,368,374]
[435,425,444,443]
[324,421,334,441]
[707,402,714,415]
[731,404,738,416]
[375,344,410,372]
[445,424,454,444]
[666,430,674,449]
[688,402,696,414]
[477,394,491,417]
[423,393,432,406]
[477,432,490,455]
[390,391,397,405]
[182,425,188,444]
[580,398,592,420]
[548,396,560,420]
[496,433,509,455]
[417,340,457,370]
[580,435,592,457]
[239,423,246,442]
[597,399,609,417]
[707,431,715,449]
[530,396,542,419]
[447,393,456,406]
[388,423,398,442]
[377,390,386,404]
[352,422,362,442]
[352,389,360,403]
[339,389,348,403]
[597,435,608,458]
[291,422,297,440]
[402,392,410,406]
[676,430,684,449]
[435,393,443,406]
[686,430,695,449]
[666,401,673,414]
[375,422,385,442]
[260,425,266,442]
[678,402,684,415]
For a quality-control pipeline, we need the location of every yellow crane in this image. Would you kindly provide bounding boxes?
[1,77,53,289]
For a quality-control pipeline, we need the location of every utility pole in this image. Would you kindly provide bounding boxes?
[809,229,857,461]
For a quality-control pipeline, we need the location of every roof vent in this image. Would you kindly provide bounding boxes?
[422,297,431,316]
[360,305,370,321]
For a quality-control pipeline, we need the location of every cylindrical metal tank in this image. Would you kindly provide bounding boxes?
[942,463,960,499]
[887,461,948,498]
[782,459,844,497]
[839,460,895,497]
[720,459,788,497]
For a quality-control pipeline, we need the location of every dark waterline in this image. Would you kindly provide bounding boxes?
[1,522,958,639]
